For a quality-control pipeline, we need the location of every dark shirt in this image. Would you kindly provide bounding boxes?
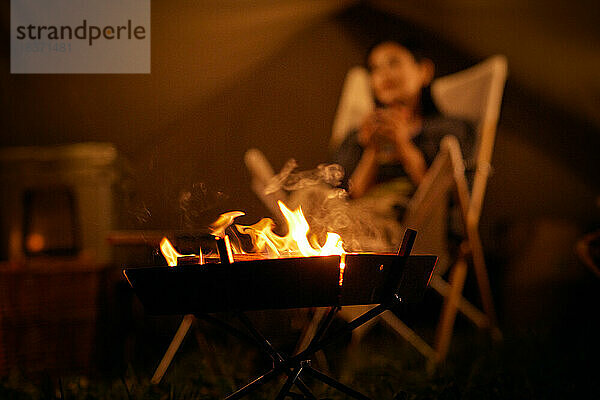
[333,114,475,191]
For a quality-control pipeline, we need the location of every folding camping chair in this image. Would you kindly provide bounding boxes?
[317,55,508,365]
[245,55,507,365]
[428,54,508,359]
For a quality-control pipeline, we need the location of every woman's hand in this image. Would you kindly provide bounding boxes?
[357,111,382,148]
[358,108,417,156]
[372,107,413,145]
[355,107,427,186]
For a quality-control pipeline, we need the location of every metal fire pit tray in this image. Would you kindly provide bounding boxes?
[124,254,436,314]
[124,255,340,314]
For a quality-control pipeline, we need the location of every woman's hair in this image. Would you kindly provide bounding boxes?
[365,39,439,117]
[364,36,428,66]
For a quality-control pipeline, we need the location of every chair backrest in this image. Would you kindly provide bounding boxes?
[330,66,375,152]
[244,148,289,221]
[431,55,508,225]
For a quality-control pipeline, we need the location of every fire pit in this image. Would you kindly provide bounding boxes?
[125,253,435,314]
[124,227,436,400]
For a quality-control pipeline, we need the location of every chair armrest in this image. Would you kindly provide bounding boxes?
[244,149,289,219]
[403,135,472,227]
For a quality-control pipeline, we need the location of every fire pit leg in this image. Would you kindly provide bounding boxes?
[304,365,371,400]
[229,310,338,400]
[237,312,285,365]
[274,364,304,400]
[303,306,339,353]
[293,378,317,400]
[224,368,281,400]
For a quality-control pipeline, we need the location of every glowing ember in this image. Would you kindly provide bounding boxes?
[338,254,346,286]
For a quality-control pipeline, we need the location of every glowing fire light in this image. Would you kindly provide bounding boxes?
[235,201,345,258]
[159,200,346,283]
[234,201,346,284]
[210,211,245,238]
[339,255,346,287]
[160,237,182,267]
[160,237,200,267]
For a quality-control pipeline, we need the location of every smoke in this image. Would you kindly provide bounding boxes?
[178,182,229,230]
[265,160,344,194]
[267,160,405,252]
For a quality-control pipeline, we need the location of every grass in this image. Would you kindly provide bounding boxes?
[2,315,599,400]
[3,277,600,400]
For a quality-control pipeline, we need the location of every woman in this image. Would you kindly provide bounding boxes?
[334,41,474,207]
[288,41,474,251]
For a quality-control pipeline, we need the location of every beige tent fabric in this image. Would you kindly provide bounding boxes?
[140,1,355,133]
[370,0,600,129]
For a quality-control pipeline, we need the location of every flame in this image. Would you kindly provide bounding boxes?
[210,211,247,254]
[160,237,182,267]
[160,201,346,283]
[160,237,202,266]
[236,218,281,257]
[210,211,245,238]
[235,200,345,258]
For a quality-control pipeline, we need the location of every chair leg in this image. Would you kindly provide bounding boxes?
[336,306,377,344]
[429,275,490,329]
[191,319,223,378]
[434,257,468,363]
[151,314,194,384]
[341,307,439,367]
[379,312,437,362]
[295,308,328,354]
[294,308,330,372]
[337,306,379,382]
[467,226,502,341]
